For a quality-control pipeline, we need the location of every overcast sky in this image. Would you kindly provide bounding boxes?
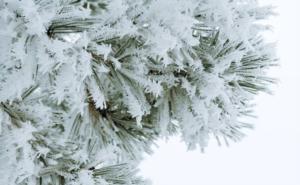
[139,0,300,184]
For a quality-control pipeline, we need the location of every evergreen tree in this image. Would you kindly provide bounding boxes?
[0,0,276,184]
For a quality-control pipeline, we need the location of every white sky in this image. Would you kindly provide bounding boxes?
[139,0,300,185]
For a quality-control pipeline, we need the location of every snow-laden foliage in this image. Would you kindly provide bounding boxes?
[0,0,276,184]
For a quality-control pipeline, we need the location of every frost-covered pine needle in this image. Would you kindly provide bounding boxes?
[0,0,276,184]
